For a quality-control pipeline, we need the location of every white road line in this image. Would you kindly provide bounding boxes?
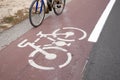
[88,0,116,42]
[81,60,88,74]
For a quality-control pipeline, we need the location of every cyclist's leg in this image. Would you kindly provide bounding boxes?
[49,0,52,3]
[47,0,52,11]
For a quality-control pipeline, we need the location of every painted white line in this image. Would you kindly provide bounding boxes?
[81,60,88,74]
[88,0,116,42]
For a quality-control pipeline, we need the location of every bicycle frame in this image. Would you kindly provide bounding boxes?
[36,0,48,13]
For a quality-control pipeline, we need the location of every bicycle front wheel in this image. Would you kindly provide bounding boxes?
[29,0,45,27]
[53,0,66,15]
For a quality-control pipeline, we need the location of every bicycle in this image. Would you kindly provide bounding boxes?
[29,0,66,27]
[17,27,87,70]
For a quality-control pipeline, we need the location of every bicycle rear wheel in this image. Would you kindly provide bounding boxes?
[53,0,66,15]
[29,0,45,27]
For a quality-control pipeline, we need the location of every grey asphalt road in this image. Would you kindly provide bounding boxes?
[0,0,71,50]
[83,0,120,80]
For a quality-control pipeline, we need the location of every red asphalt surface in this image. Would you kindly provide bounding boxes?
[0,0,109,80]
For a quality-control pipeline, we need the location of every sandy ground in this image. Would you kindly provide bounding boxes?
[0,0,33,19]
[0,0,33,32]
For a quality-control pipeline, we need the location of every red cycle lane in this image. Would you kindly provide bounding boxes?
[0,0,109,80]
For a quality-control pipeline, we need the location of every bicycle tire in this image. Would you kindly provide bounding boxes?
[53,0,66,15]
[29,0,45,27]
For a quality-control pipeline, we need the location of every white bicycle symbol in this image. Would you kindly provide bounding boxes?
[18,27,87,70]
